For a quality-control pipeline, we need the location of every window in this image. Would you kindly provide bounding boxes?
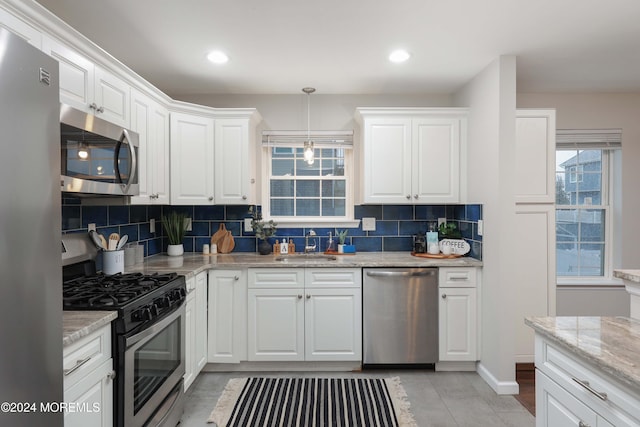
[555,129,621,280]
[262,131,354,223]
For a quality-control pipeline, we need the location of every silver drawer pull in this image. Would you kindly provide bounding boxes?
[578,421,590,427]
[63,356,92,376]
[448,276,468,281]
[572,378,608,401]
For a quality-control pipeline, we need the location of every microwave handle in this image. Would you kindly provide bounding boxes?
[115,129,137,194]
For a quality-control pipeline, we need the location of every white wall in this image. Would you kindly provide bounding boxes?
[518,93,637,316]
[453,56,519,394]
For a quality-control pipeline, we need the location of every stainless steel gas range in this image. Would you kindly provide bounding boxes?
[62,234,186,427]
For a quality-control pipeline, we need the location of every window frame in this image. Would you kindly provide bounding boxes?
[261,144,359,227]
[556,148,618,285]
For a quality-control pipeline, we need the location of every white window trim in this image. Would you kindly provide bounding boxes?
[260,146,359,228]
[557,149,618,285]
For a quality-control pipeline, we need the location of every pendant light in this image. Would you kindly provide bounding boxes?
[302,87,315,165]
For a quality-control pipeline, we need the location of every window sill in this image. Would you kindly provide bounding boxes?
[557,277,624,289]
[264,218,361,229]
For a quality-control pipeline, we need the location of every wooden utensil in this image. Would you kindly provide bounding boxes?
[108,233,120,251]
[210,224,229,247]
[98,234,108,250]
[218,230,235,254]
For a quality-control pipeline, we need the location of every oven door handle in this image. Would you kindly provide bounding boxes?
[125,304,184,349]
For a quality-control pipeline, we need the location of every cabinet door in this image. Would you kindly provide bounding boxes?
[94,66,130,127]
[215,118,251,204]
[362,118,412,204]
[43,35,94,112]
[130,90,170,205]
[536,369,598,427]
[412,118,461,203]
[170,112,215,204]
[247,288,304,361]
[439,287,477,361]
[194,271,208,372]
[208,270,245,363]
[183,292,195,391]
[64,358,113,427]
[515,110,556,203]
[305,288,362,361]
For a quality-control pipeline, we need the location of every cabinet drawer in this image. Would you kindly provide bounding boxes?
[439,267,476,287]
[63,324,111,390]
[248,268,304,289]
[536,335,640,425]
[305,268,362,288]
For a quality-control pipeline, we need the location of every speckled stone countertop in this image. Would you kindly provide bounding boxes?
[125,252,482,279]
[63,311,117,348]
[614,269,640,283]
[525,316,640,392]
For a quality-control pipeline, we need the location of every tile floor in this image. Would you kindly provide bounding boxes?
[179,370,535,426]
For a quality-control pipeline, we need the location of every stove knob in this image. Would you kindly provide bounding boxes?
[150,304,160,317]
[163,296,171,307]
[142,307,152,321]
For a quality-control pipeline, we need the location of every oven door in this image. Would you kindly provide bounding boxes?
[60,104,139,196]
[123,304,185,427]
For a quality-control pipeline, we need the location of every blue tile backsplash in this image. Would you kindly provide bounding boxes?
[62,198,483,260]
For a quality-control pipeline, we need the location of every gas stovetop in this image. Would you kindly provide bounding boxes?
[63,271,186,334]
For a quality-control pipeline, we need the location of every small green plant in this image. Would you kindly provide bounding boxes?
[336,229,348,245]
[248,205,277,240]
[438,222,462,239]
[162,211,188,245]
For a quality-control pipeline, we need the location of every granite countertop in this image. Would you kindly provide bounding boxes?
[125,251,482,279]
[63,311,117,348]
[525,316,640,392]
[614,269,640,283]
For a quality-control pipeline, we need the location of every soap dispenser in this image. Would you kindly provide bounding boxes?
[280,238,289,254]
[426,222,439,254]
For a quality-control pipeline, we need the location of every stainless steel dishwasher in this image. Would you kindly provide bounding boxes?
[363,267,438,365]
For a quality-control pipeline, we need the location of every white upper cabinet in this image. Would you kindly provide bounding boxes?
[214,111,261,205]
[130,89,170,205]
[356,108,467,204]
[0,7,42,48]
[169,111,215,205]
[42,35,130,127]
[515,109,556,203]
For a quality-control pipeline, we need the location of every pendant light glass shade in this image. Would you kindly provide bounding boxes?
[302,87,315,165]
[303,140,314,165]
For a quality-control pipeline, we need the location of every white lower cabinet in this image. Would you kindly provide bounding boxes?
[207,269,247,363]
[63,324,113,427]
[438,267,478,361]
[535,334,640,427]
[247,268,362,362]
[184,271,208,391]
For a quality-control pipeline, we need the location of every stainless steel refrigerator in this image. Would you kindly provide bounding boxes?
[0,27,63,426]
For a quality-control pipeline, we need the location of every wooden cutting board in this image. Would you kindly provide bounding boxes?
[211,223,229,247]
[218,231,235,254]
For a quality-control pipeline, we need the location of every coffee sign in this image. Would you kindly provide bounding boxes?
[439,239,470,255]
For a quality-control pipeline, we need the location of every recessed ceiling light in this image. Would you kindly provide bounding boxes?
[207,50,229,64]
[389,49,411,63]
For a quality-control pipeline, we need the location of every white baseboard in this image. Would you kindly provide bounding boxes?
[477,362,520,395]
[203,361,362,373]
[435,361,477,371]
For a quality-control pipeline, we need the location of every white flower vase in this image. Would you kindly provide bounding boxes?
[338,244,345,254]
[167,244,184,257]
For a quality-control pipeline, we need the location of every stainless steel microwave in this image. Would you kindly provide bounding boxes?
[60,104,139,196]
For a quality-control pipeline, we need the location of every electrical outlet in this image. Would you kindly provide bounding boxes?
[185,218,192,232]
[150,218,156,234]
[362,217,376,231]
[438,217,446,227]
[244,218,253,232]
[87,223,96,232]
[477,219,483,236]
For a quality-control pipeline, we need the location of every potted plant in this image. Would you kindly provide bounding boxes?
[249,206,277,255]
[162,211,187,256]
[438,222,462,240]
[337,229,348,253]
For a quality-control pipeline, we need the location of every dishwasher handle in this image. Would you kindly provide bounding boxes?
[366,270,436,278]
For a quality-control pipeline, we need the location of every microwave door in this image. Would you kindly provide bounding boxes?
[114,129,137,194]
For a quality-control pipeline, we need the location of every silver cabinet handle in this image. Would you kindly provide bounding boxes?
[63,356,92,376]
[572,378,608,401]
[306,294,311,299]
[448,276,469,281]
[405,195,411,199]
[208,196,214,201]
[242,195,247,200]
[89,102,97,110]
[442,294,447,299]
[234,276,239,281]
[413,194,418,199]
[579,422,590,427]
[97,106,104,113]
[107,370,116,381]
[298,294,302,299]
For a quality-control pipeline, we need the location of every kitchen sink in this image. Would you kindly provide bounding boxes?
[274,254,337,262]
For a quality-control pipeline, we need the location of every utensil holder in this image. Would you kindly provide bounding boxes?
[103,250,124,275]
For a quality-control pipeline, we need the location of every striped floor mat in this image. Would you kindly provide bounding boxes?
[208,377,417,427]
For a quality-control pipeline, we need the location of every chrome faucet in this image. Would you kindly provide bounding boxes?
[304,229,317,253]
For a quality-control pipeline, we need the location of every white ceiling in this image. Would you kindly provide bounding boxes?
[35,0,640,96]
